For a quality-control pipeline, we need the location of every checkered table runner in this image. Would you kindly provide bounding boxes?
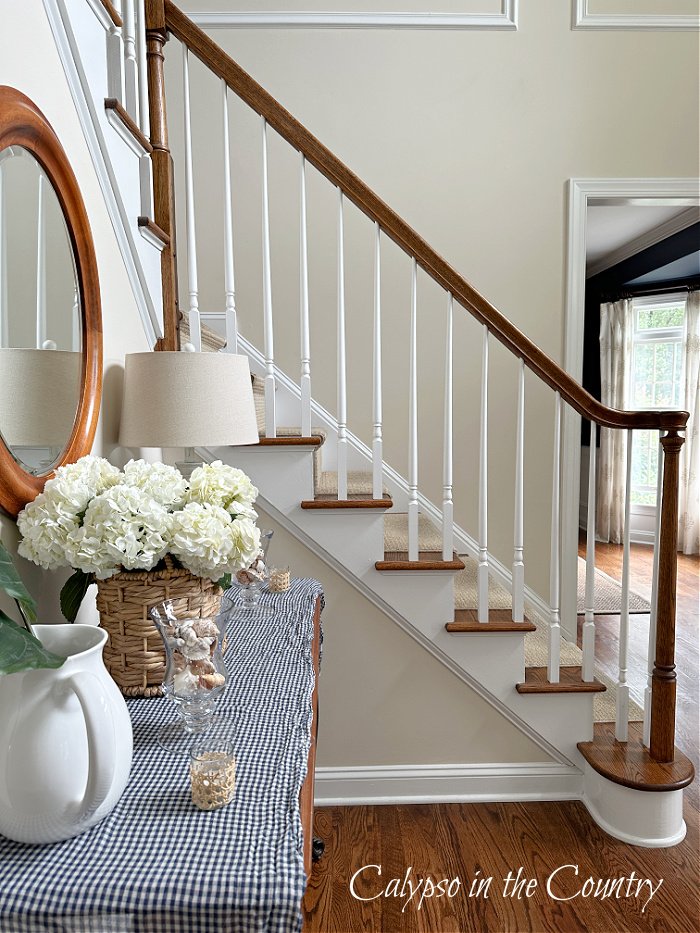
[0,578,324,933]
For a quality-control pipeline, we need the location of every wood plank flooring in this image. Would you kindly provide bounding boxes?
[303,541,699,932]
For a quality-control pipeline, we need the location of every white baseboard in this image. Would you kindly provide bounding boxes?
[314,762,582,806]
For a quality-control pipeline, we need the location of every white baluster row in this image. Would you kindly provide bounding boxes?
[547,392,562,683]
[182,46,201,352]
[299,156,311,436]
[336,190,348,498]
[407,259,419,561]
[372,223,383,501]
[122,0,139,123]
[477,325,489,622]
[261,118,276,435]
[222,81,238,355]
[616,429,633,741]
[135,0,149,136]
[442,294,453,561]
[582,427,597,681]
[512,359,525,622]
[644,434,664,746]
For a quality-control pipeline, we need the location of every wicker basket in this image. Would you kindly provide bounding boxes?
[95,556,223,697]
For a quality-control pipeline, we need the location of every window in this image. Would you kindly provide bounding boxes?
[629,294,687,507]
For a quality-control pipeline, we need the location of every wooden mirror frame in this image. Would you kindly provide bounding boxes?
[0,86,102,516]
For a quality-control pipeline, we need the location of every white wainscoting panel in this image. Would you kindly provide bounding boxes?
[573,0,700,30]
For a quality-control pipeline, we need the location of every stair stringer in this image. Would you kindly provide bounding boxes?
[206,440,589,775]
[43,0,164,346]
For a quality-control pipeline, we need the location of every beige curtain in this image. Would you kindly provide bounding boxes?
[596,298,633,543]
[678,290,699,555]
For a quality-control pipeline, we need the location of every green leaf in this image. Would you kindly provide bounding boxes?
[0,540,37,623]
[60,570,92,623]
[0,614,65,675]
[216,573,232,591]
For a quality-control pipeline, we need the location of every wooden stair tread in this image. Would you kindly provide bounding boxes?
[301,493,393,510]
[516,666,607,694]
[138,216,170,246]
[104,99,152,153]
[447,609,537,632]
[577,722,694,792]
[376,551,465,571]
[254,436,324,447]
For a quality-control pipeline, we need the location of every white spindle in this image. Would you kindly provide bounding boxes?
[106,0,126,104]
[299,155,311,435]
[35,174,46,349]
[372,222,383,501]
[408,258,419,562]
[336,189,348,499]
[643,433,664,746]
[135,0,149,135]
[442,294,454,561]
[222,81,238,354]
[71,285,80,351]
[261,117,276,435]
[122,0,139,123]
[547,392,562,682]
[582,428,597,681]
[512,359,525,622]
[477,325,489,622]
[616,429,633,741]
[182,47,201,351]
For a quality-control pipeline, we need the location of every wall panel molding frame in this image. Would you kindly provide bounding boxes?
[573,0,700,31]
[184,1,518,29]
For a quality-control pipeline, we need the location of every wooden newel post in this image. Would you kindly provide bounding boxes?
[649,429,683,763]
[145,0,179,351]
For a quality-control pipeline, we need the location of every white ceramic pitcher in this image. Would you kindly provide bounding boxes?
[0,624,133,844]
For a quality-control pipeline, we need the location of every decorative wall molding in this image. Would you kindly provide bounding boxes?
[184,1,518,29]
[573,0,700,31]
[314,762,582,806]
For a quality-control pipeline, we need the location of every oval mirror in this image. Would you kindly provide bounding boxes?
[0,87,102,516]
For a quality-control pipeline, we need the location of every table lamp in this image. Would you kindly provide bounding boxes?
[119,349,259,477]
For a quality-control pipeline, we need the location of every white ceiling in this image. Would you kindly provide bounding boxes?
[586,204,699,276]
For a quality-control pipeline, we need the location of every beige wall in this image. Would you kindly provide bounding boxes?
[170,1,699,601]
[255,507,550,766]
[0,0,152,624]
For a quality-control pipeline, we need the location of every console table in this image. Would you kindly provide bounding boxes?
[0,579,323,933]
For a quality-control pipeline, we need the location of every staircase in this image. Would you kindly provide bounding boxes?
[72,0,693,847]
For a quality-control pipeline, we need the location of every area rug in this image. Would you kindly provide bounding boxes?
[576,557,651,615]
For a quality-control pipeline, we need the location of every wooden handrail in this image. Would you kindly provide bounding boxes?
[163,1,687,432]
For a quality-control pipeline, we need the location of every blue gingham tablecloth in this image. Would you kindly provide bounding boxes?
[0,578,324,933]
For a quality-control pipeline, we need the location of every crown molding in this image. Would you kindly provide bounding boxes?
[573,0,700,31]
[184,1,518,29]
[586,206,700,279]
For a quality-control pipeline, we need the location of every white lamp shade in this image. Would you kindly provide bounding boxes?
[119,352,259,448]
[0,348,81,446]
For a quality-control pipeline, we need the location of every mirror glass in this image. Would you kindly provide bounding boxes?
[0,146,81,475]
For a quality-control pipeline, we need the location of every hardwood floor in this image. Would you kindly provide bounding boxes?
[303,543,699,932]
[303,797,699,932]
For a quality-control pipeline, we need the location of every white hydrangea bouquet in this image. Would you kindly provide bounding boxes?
[17,455,261,622]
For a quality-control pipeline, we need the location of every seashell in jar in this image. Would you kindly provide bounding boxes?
[189,658,215,676]
[192,619,219,639]
[236,569,255,585]
[199,673,226,690]
[181,636,215,662]
[172,667,200,696]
